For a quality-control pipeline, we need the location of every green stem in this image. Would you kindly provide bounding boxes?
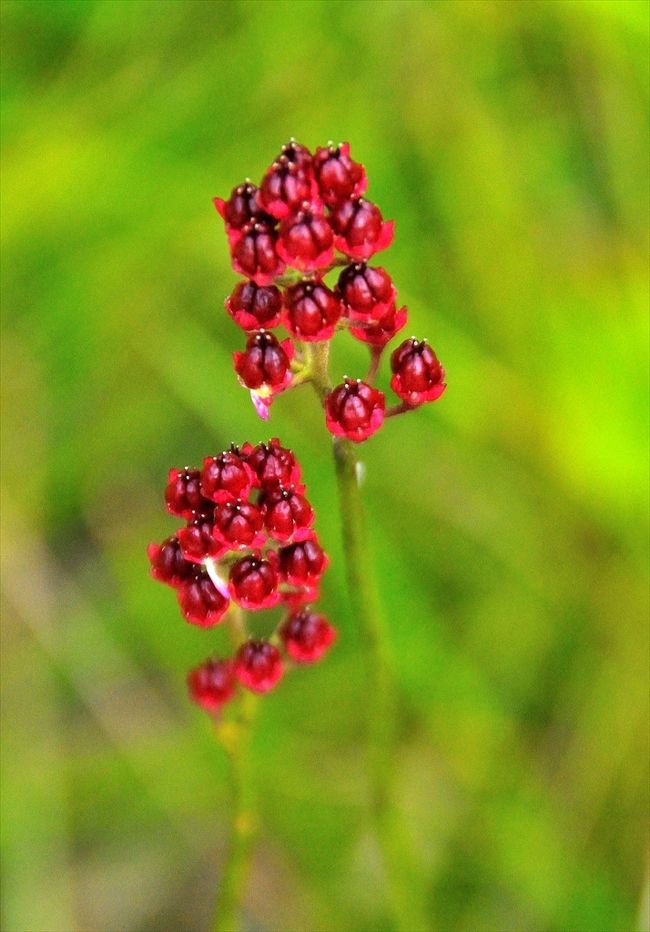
[333,438,423,931]
[212,609,258,932]
[310,344,425,932]
[365,345,384,385]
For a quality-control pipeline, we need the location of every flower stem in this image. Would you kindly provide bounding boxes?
[332,438,423,931]
[310,344,424,931]
[304,339,331,393]
[365,345,384,384]
[385,401,416,418]
[212,609,258,932]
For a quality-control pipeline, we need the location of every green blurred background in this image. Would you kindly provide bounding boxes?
[2,1,648,930]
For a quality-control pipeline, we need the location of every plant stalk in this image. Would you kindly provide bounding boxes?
[310,343,424,931]
[212,610,258,932]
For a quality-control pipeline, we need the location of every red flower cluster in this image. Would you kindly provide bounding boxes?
[215,140,446,440]
[148,439,336,713]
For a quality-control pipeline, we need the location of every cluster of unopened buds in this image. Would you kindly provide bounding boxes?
[215,139,446,440]
[148,439,336,713]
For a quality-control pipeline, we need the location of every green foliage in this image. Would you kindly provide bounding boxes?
[1,1,648,930]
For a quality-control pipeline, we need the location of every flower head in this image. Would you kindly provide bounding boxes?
[313,142,367,206]
[324,379,385,442]
[177,569,230,627]
[390,337,446,406]
[187,658,237,712]
[330,197,394,260]
[277,207,334,272]
[283,279,341,342]
[280,609,337,663]
[234,640,284,693]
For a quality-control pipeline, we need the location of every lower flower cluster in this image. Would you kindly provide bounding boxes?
[148,438,336,713]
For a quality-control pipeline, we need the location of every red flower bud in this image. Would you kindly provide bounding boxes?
[165,468,212,520]
[283,279,341,342]
[349,303,407,347]
[390,338,446,406]
[213,181,270,245]
[337,262,396,321]
[147,536,195,588]
[212,499,265,550]
[241,438,302,489]
[225,280,283,331]
[259,155,320,219]
[177,570,230,627]
[201,451,254,504]
[187,658,236,712]
[234,639,283,693]
[231,220,285,286]
[277,208,334,272]
[229,552,280,610]
[177,514,227,564]
[324,378,385,442]
[313,142,367,206]
[275,140,313,173]
[259,485,314,543]
[279,609,337,663]
[233,330,294,393]
[278,535,329,588]
[330,197,394,260]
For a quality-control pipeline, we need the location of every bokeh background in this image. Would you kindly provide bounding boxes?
[2,1,648,930]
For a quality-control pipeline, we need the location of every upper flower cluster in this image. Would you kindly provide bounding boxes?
[215,140,446,440]
[148,438,336,712]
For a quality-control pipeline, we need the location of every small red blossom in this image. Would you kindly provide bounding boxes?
[337,262,396,321]
[233,330,294,394]
[225,281,284,331]
[390,338,446,406]
[177,570,230,627]
[259,156,320,220]
[324,378,385,442]
[280,586,320,608]
[234,640,284,693]
[231,220,285,286]
[213,182,273,247]
[275,140,314,173]
[349,303,408,347]
[229,552,280,610]
[241,438,302,490]
[278,535,329,588]
[165,468,212,520]
[330,197,394,260]
[313,142,367,206]
[276,207,334,272]
[212,498,265,550]
[201,451,254,504]
[279,609,337,663]
[259,485,314,543]
[177,514,227,564]
[187,658,237,713]
[148,536,195,588]
[283,279,341,342]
